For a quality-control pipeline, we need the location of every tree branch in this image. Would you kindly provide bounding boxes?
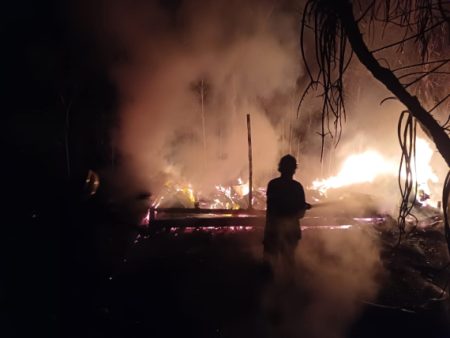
[403,60,450,88]
[370,19,445,53]
[392,58,450,72]
[335,0,450,166]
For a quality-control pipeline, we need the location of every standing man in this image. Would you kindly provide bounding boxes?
[263,154,311,274]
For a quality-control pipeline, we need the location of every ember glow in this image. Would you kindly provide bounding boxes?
[233,178,250,197]
[151,176,257,210]
[152,181,196,208]
[140,138,441,227]
[170,226,254,234]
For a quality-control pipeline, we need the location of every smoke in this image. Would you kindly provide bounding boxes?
[72,0,449,212]
[303,77,449,216]
[260,227,383,338]
[78,0,305,196]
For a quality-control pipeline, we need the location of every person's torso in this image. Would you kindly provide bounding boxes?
[266,177,304,217]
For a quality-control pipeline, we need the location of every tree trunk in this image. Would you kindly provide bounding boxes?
[336,0,450,167]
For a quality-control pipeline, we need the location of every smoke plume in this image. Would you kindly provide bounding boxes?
[80,0,304,196]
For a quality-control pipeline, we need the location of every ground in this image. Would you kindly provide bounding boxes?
[56,209,450,338]
[5,192,449,338]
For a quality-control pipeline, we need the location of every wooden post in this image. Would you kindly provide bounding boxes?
[200,80,207,170]
[247,114,253,209]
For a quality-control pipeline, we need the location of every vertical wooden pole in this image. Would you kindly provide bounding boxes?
[247,114,253,209]
[200,80,207,169]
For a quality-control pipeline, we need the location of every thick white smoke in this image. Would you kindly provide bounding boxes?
[88,0,304,195]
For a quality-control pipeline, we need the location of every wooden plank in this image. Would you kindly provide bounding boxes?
[151,208,265,215]
[142,216,266,231]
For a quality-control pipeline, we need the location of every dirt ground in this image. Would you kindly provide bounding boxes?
[5,192,448,338]
[56,215,450,338]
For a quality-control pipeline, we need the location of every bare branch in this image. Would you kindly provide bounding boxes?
[300,3,315,83]
[403,59,450,88]
[356,0,376,23]
[392,58,450,72]
[370,19,446,54]
[432,93,450,111]
[380,96,398,105]
[398,70,450,80]
[433,94,450,126]
[297,81,318,118]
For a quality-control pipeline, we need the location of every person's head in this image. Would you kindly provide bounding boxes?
[278,154,297,177]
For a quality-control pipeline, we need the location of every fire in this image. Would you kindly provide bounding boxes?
[311,138,440,206]
[141,137,441,229]
[233,177,250,197]
[311,150,397,193]
[152,181,197,208]
[414,138,439,206]
[151,177,254,210]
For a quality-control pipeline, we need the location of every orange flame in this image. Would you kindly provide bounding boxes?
[311,138,440,206]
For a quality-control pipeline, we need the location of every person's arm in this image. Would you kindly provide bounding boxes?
[298,184,309,218]
[266,181,273,214]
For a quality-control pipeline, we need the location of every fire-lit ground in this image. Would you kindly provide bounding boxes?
[63,141,449,338]
[60,144,450,338]
[59,203,450,338]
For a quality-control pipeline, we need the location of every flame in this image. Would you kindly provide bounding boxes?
[414,138,439,206]
[151,176,257,210]
[311,138,440,206]
[233,177,250,197]
[142,137,440,228]
[311,150,397,193]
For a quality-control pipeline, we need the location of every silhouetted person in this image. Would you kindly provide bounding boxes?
[263,154,311,276]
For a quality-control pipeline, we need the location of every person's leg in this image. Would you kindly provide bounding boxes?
[279,242,297,284]
[263,244,277,281]
[285,243,296,268]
